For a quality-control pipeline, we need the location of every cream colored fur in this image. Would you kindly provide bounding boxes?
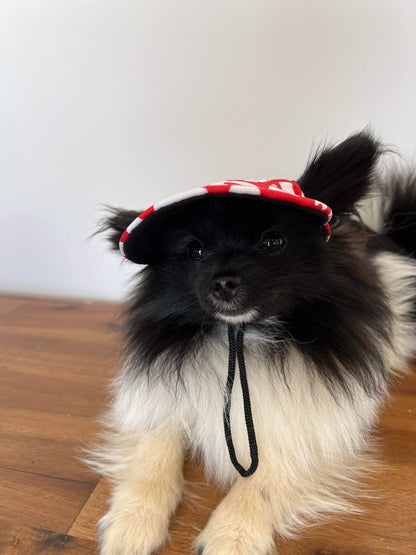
[86,251,416,554]
[97,427,184,555]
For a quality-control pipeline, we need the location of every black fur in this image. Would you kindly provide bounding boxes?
[98,207,140,251]
[101,131,416,397]
[298,131,381,216]
[381,171,416,256]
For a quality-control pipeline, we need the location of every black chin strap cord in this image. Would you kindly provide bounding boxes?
[223,324,259,477]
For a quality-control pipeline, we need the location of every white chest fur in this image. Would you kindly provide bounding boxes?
[113,331,383,487]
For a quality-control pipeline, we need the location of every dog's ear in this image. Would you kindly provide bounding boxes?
[97,207,139,251]
[298,131,381,214]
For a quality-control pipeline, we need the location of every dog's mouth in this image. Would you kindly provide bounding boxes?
[206,295,260,323]
[213,308,260,324]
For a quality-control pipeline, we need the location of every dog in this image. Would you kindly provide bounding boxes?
[88,131,416,554]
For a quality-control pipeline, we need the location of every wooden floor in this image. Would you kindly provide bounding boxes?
[0,294,415,554]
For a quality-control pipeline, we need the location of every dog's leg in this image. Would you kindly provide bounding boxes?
[99,426,184,555]
[196,454,364,555]
[195,468,276,555]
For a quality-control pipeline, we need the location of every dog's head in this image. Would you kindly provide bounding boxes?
[102,131,380,327]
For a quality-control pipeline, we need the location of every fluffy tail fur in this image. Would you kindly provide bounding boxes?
[381,172,416,257]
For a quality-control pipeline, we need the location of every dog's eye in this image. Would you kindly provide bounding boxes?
[187,240,206,260]
[258,232,286,252]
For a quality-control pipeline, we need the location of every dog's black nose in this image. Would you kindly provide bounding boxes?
[210,275,242,302]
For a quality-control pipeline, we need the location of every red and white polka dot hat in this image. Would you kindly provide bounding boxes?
[120,179,332,263]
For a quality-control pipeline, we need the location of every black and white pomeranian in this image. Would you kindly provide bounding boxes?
[89,131,416,555]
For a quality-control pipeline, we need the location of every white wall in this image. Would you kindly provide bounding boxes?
[1,0,415,301]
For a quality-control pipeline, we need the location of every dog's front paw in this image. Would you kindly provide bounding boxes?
[98,507,168,555]
[195,506,275,555]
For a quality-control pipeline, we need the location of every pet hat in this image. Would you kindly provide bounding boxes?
[119,179,333,263]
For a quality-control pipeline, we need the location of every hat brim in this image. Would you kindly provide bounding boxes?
[121,188,332,264]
